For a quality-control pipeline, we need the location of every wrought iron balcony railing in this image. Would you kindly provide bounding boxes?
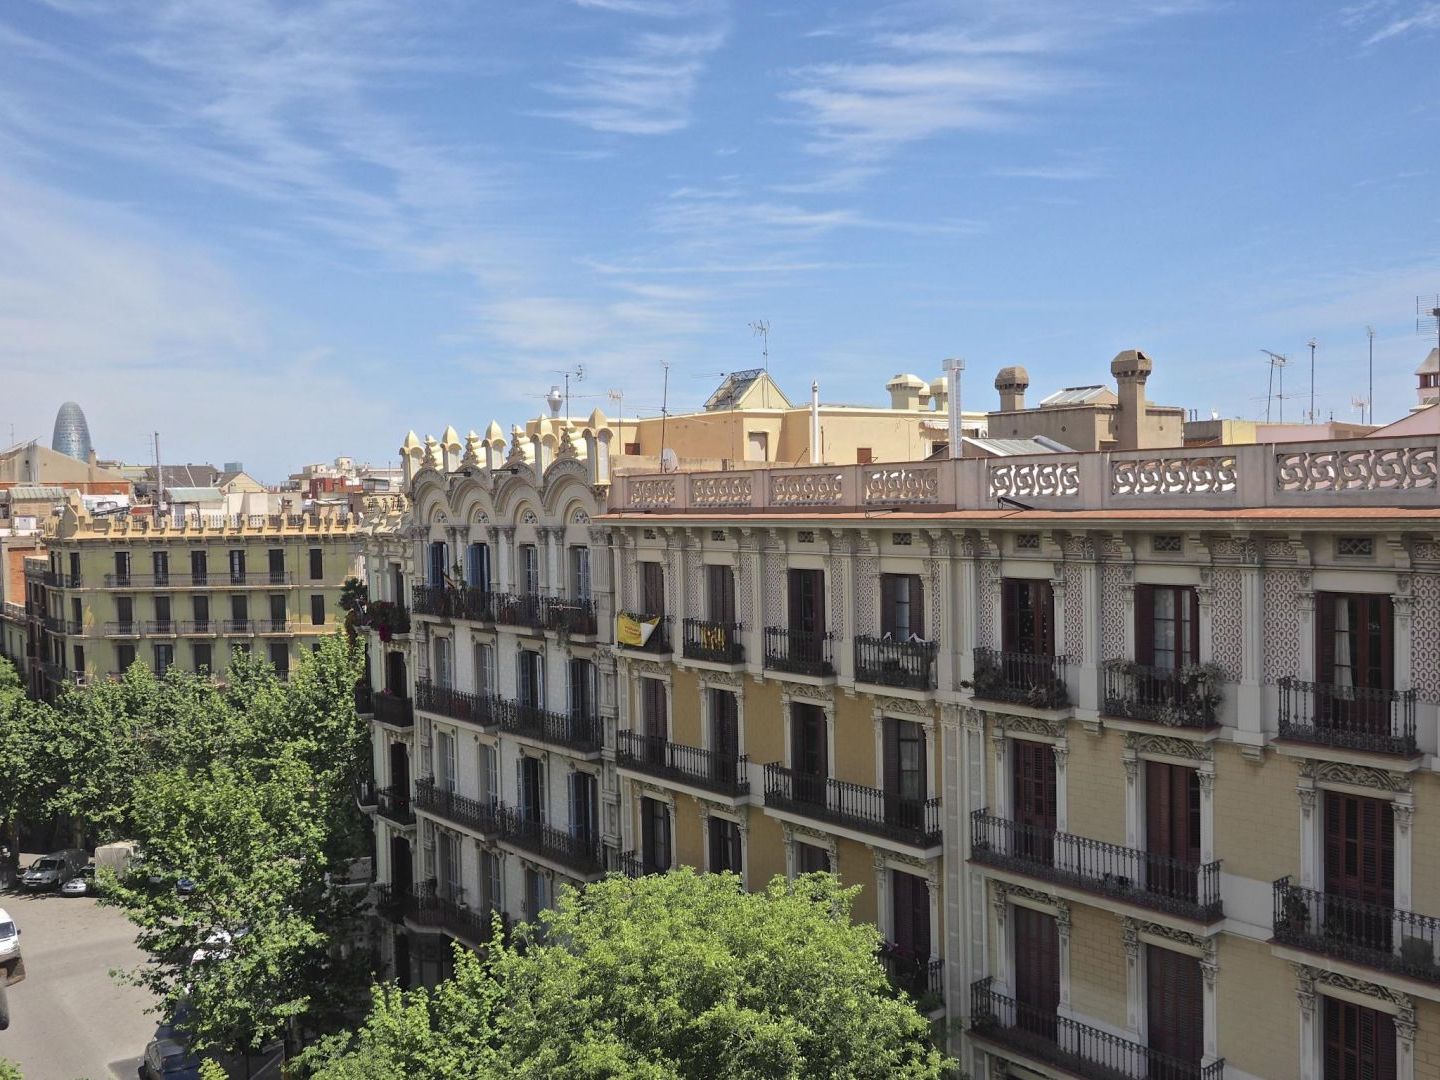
[763,763,941,847]
[494,807,604,876]
[616,732,748,796]
[375,785,414,827]
[763,627,835,676]
[415,679,497,729]
[971,647,1070,709]
[878,944,943,1005]
[373,693,415,729]
[404,889,504,946]
[970,977,1222,1080]
[1101,660,1221,728]
[971,810,1222,921]
[102,571,295,588]
[103,621,142,637]
[544,596,597,636]
[220,620,256,635]
[682,618,744,664]
[855,635,938,690]
[606,848,649,878]
[496,699,602,753]
[1277,677,1417,756]
[494,592,547,630]
[414,778,502,836]
[1273,877,1440,983]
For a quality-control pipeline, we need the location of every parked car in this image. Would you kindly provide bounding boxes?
[20,849,87,891]
[0,907,22,1031]
[141,1037,202,1079]
[175,877,196,896]
[61,865,96,896]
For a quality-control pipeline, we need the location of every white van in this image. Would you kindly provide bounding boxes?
[21,849,87,891]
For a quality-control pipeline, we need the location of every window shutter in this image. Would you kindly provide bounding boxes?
[1186,587,1201,664]
[1317,593,1337,684]
[1001,580,1020,653]
[882,718,899,795]
[1038,580,1055,656]
[1146,946,1202,1065]
[1012,906,1059,1038]
[911,575,925,640]
[1135,585,1156,666]
[880,575,896,637]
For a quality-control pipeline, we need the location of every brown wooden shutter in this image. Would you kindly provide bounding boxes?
[880,575,897,637]
[1038,579,1055,656]
[1012,905,1059,1040]
[910,575,925,640]
[1186,587,1201,664]
[1012,740,1057,832]
[1146,945,1203,1067]
[1136,584,1156,666]
[1317,592,1337,684]
[883,718,900,796]
[1324,997,1397,1080]
[1002,579,1021,653]
[1324,791,1394,909]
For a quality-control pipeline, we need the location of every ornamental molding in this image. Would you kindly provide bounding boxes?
[1299,759,1411,794]
[697,669,745,690]
[631,780,675,806]
[1124,732,1213,762]
[993,880,1064,912]
[626,658,672,679]
[779,681,835,704]
[872,695,938,720]
[1124,916,1214,952]
[1295,964,1414,1016]
[994,712,1068,741]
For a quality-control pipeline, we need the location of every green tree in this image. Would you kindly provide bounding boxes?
[300,870,952,1080]
[0,1055,20,1080]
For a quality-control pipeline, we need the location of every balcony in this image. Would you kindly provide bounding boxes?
[413,778,501,836]
[176,620,221,636]
[1101,660,1222,729]
[970,647,1069,709]
[354,681,374,715]
[544,596,597,636]
[100,571,294,588]
[606,848,649,878]
[496,699,602,754]
[1273,877,1440,983]
[403,889,505,948]
[375,785,415,827]
[355,778,379,811]
[682,619,744,664]
[1277,678,1417,756]
[971,811,1222,922]
[616,733,749,797]
[43,616,83,635]
[103,621,142,637]
[855,635,938,691]
[495,807,604,877]
[970,977,1222,1080]
[373,693,415,729]
[412,584,463,619]
[42,571,82,588]
[878,944,943,1008]
[763,763,940,848]
[494,592,546,631]
[257,620,292,634]
[415,679,496,729]
[763,627,835,677]
[220,620,256,635]
[145,621,181,636]
[617,612,671,653]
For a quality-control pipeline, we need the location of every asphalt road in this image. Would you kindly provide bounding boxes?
[0,881,158,1079]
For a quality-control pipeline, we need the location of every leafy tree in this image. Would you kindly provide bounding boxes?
[300,870,952,1080]
[0,1056,19,1080]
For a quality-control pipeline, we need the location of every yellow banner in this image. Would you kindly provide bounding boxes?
[616,612,657,647]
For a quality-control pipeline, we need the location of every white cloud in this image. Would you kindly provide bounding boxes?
[1352,2,1440,43]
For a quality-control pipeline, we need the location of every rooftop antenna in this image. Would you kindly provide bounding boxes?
[1366,325,1375,426]
[553,364,585,421]
[1418,295,1440,355]
[749,319,770,372]
[1261,350,1289,423]
[1306,339,1318,423]
[1351,395,1369,423]
[658,360,671,470]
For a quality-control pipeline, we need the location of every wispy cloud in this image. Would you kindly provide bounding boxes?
[989,157,1108,181]
[1345,1,1440,44]
[542,1,728,135]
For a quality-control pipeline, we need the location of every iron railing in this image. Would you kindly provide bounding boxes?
[763,627,835,676]
[414,778,502,836]
[496,699,602,753]
[855,635,938,690]
[607,848,648,878]
[971,810,1223,921]
[971,647,1069,708]
[1277,677,1417,755]
[1101,660,1220,728]
[1273,877,1440,983]
[683,619,744,663]
[494,592,547,630]
[878,945,943,1004]
[220,620,256,635]
[411,584,459,618]
[617,612,671,652]
[354,681,374,714]
[144,620,180,635]
[970,977,1222,1080]
[616,733,748,796]
[373,693,415,729]
[354,778,378,810]
[102,621,142,636]
[544,596,597,636]
[257,620,291,634]
[763,763,941,847]
[375,785,414,827]
[495,808,604,876]
[42,571,82,588]
[101,571,294,588]
[416,679,497,729]
[404,889,504,946]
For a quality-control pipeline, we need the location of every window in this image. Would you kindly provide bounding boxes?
[1147,946,1203,1069]
[153,642,174,672]
[1317,593,1394,736]
[640,678,667,740]
[569,658,596,720]
[190,549,207,585]
[519,544,539,594]
[310,595,325,626]
[231,594,248,625]
[706,564,736,624]
[229,549,246,584]
[1324,792,1393,913]
[709,817,742,874]
[68,551,80,583]
[268,594,286,630]
[1012,739,1057,861]
[710,689,739,758]
[71,597,81,625]
[856,447,873,464]
[787,569,825,635]
[1002,578,1054,656]
[437,730,456,793]
[430,637,451,689]
[479,743,499,806]
[436,831,461,904]
[1137,585,1199,671]
[269,548,286,583]
[1015,532,1040,551]
[193,596,210,632]
[1336,537,1375,558]
[193,643,212,673]
[796,843,830,874]
[517,651,544,708]
[569,546,591,601]
[116,596,134,632]
[641,796,672,873]
[789,702,828,805]
[883,719,927,827]
[117,643,136,673]
[466,543,491,591]
[518,757,545,822]
[428,541,449,587]
[640,561,665,615]
[152,551,169,584]
[73,645,84,672]
[481,849,502,910]
[475,643,495,694]
[1013,905,1059,1041]
[114,551,131,584]
[1152,534,1183,554]
[523,868,548,922]
[1324,996,1396,1080]
[309,547,324,580]
[268,643,289,678]
[880,574,924,640]
[624,441,641,456]
[154,596,172,632]
[890,870,931,963]
[1145,762,1201,903]
[569,771,598,848]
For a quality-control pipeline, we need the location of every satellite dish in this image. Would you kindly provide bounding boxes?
[660,448,678,473]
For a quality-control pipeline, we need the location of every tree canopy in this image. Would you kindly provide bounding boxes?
[299,869,953,1080]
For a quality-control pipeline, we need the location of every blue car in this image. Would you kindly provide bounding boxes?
[141,1037,201,1079]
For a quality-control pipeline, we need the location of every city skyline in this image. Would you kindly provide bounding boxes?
[3,1,1439,477]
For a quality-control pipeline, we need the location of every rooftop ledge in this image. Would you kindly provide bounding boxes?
[602,435,1438,517]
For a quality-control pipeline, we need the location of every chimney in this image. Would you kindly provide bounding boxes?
[886,374,927,410]
[994,366,1029,412]
[1111,349,1154,450]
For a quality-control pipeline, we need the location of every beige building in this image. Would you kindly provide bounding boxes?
[26,496,359,699]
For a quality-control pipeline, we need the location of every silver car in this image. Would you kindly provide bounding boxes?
[21,849,86,891]
[61,865,96,896]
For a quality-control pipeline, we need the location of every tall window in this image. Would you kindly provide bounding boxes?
[640,561,665,614]
[881,574,924,640]
[467,542,491,591]
[268,643,289,678]
[152,551,169,585]
[1012,905,1059,1041]
[1324,792,1393,912]
[193,643,212,674]
[883,718,927,824]
[641,796,672,873]
[427,541,449,587]
[789,702,828,805]
[437,730,456,792]
[640,678,667,740]
[231,594,248,625]
[433,637,453,689]
[153,596,172,632]
[190,549,207,585]
[1146,946,1203,1069]
[193,595,210,631]
[474,643,495,694]
[1002,579,1054,655]
[706,564,736,624]
[787,568,825,634]
[229,549,246,584]
[523,868,548,922]
[437,831,461,902]
[268,594,286,629]
[1324,997,1396,1080]
[1318,593,1393,691]
[1137,584,1199,670]
[310,595,325,626]
[710,689,739,757]
[1012,739,1057,862]
[116,596,134,632]
[890,870,930,962]
[709,817,742,874]
[481,849,502,911]
[268,549,286,583]
[569,546,591,601]
[479,743,499,806]
[117,643,136,673]
[796,843,830,874]
[569,772,598,847]
[518,757,545,822]
[153,642,174,673]
[520,544,540,594]
[309,547,324,580]
[114,551,131,584]
[518,651,544,708]
[569,658,596,720]
[1145,761,1201,902]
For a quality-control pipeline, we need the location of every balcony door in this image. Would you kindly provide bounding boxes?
[385,650,407,697]
[518,757,545,824]
[1323,997,1396,1080]
[1324,791,1394,950]
[883,718,926,831]
[1145,761,1200,903]
[790,702,828,806]
[707,564,736,625]
[1146,946,1203,1073]
[890,869,931,963]
[787,569,825,636]
[428,541,449,587]
[1012,905,1059,1040]
[640,561,665,615]
[519,544,540,595]
[1011,739,1056,862]
[881,574,924,640]
[1136,584,1199,671]
[467,542,491,592]
[1002,578,1054,656]
[569,771,598,848]
[640,796,671,873]
[518,650,544,709]
[1316,593,1394,735]
[569,546,591,602]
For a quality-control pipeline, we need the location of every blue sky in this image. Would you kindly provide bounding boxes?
[2,0,1438,480]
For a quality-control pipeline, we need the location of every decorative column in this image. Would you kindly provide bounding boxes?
[1237,541,1264,736]
[958,538,979,685]
[1393,575,1414,691]
[738,529,763,673]
[1297,572,1316,682]
[1200,939,1220,1066]
[498,528,515,594]
[1052,742,1070,834]
[990,887,1011,992]
[1295,965,1318,1080]
[1196,567,1214,664]
[1396,997,1418,1080]
[1121,566,1136,661]
[926,859,942,974]
[831,529,855,683]
[1198,767,1216,864]
[1297,780,1318,890]
[941,705,967,1044]
[1122,919,1143,1035]
[927,531,954,692]
[1055,903,1073,1014]
[1123,754,1141,849]
[1394,798,1415,910]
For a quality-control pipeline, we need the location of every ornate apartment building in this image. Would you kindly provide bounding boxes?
[14,497,358,698]
[365,418,1440,1080]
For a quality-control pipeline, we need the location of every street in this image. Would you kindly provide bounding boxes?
[0,882,157,1079]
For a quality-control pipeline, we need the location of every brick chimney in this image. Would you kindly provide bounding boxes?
[1110,349,1153,449]
[994,366,1029,412]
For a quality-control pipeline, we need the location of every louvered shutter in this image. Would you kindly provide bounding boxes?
[1136,585,1156,666]
[911,575,926,641]
[1012,906,1059,1040]
[1146,945,1203,1067]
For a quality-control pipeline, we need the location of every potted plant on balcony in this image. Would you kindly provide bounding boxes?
[364,600,411,642]
[339,577,368,643]
[961,652,1005,698]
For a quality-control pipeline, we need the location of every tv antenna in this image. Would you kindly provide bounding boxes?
[1418,295,1440,355]
[553,364,585,420]
[658,361,672,470]
[1306,339,1317,423]
[1351,395,1369,423]
[1261,350,1289,423]
[1366,325,1375,427]
[749,319,770,371]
